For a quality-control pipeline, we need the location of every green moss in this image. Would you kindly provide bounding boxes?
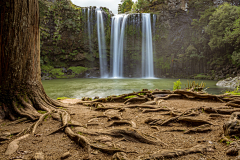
[194,74,211,79]
[37,110,47,114]
[57,97,75,100]
[68,66,88,74]
[124,95,137,99]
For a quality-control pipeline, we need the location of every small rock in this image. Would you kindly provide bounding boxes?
[32,152,44,160]
[61,151,71,159]
[91,150,98,155]
[112,152,129,160]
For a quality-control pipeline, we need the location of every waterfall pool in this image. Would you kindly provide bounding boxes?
[42,78,230,99]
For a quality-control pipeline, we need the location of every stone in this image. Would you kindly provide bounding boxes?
[112,152,129,160]
[32,152,44,160]
[61,151,71,159]
[223,112,240,136]
[216,76,240,88]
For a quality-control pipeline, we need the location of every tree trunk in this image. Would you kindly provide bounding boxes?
[0,1,92,154]
[0,0,65,120]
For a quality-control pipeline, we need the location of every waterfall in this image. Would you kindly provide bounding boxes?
[96,7,108,78]
[110,15,129,78]
[142,13,154,78]
[88,8,92,53]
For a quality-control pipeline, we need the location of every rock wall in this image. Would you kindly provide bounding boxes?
[39,0,112,79]
[39,0,240,80]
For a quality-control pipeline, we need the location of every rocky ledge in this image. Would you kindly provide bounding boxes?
[216,76,240,88]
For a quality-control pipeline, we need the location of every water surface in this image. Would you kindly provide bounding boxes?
[42,78,230,99]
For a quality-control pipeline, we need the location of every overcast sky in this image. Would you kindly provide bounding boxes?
[71,0,137,15]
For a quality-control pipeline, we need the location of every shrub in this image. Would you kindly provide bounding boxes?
[173,79,182,90]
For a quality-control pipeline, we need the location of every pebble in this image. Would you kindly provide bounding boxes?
[61,151,71,159]
[32,152,44,160]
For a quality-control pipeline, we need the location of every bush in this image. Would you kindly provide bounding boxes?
[69,66,88,74]
[173,79,182,90]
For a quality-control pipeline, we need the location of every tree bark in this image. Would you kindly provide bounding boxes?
[0,1,93,154]
[0,0,64,120]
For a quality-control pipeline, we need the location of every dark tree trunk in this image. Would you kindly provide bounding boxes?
[0,0,65,120]
[0,1,92,155]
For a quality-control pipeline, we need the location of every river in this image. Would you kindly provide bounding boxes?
[42,78,230,99]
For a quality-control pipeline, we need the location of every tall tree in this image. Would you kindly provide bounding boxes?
[0,0,93,154]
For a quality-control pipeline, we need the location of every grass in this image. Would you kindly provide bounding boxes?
[225,86,240,95]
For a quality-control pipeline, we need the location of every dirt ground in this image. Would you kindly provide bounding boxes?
[0,96,239,160]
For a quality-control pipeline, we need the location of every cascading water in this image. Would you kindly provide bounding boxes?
[110,15,129,78]
[88,8,92,53]
[96,7,108,78]
[141,13,154,78]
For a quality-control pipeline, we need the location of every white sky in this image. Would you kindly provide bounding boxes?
[71,0,137,15]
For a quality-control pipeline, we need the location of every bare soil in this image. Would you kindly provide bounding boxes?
[0,97,238,160]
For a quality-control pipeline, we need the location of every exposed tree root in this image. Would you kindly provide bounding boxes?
[32,112,50,135]
[145,144,215,159]
[5,134,30,155]
[125,105,159,109]
[107,116,122,121]
[226,100,240,108]
[155,94,182,100]
[142,108,171,113]
[177,117,213,126]
[173,90,225,102]
[184,124,212,134]
[102,128,166,146]
[112,152,129,160]
[202,106,240,115]
[225,141,240,156]
[124,97,148,105]
[107,121,136,128]
[5,117,28,126]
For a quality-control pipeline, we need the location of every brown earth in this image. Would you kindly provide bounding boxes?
[0,93,240,160]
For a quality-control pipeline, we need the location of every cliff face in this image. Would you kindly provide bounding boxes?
[39,0,112,79]
[39,0,240,80]
[122,0,240,79]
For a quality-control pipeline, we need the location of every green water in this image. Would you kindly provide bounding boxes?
[42,78,230,100]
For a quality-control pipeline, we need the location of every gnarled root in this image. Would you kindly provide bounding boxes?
[108,121,136,128]
[104,128,167,146]
[184,124,212,134]
[145,144,215,159]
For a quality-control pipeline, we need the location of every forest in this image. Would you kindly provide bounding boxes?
[0,0,240,160]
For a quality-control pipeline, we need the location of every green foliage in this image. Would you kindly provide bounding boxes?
[205,3,240,50]
[185,45,203,60]
[137,0,150,11]
[194,74,211,79]
[225,86,240,95]
[185,81,206,91]
[124,95,137,99]
[173,79,182,90]
[120,0,134,13]
[68,66,88,74]
[231,51,240,65]
[138,93,146,95]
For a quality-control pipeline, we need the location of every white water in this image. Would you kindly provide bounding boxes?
[88,8,92,53]
[142,13,154,78]
[96,7,108,78]
[110,14,129,78]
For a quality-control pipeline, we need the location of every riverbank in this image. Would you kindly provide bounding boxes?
[1,90,240,159]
